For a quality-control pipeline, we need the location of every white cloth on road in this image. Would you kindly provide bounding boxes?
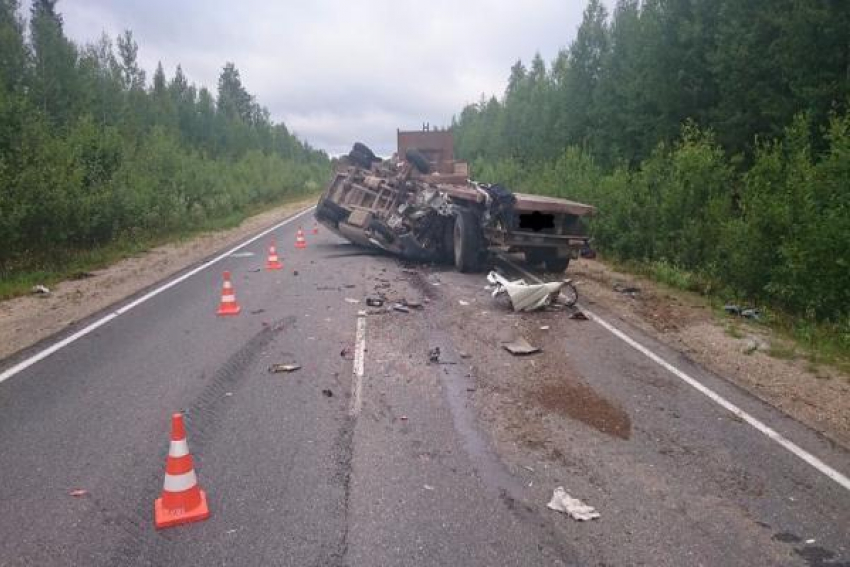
[547,487,600,521]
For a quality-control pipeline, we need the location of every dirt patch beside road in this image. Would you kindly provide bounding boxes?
[0,198,316,362]
[570,258,850,450]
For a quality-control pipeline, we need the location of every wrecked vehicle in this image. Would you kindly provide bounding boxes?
[315,128,595,273]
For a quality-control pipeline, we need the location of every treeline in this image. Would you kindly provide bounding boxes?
[453,0,849,323]
[0,0,329,273]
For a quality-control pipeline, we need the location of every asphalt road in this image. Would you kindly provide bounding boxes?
[0,208,848,566]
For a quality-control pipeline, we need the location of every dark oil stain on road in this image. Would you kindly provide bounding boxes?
[534,380,632,440]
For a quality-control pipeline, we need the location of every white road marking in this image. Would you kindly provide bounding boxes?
[349,312,368,417]
[499,257,850,493]
[0,206,316,385]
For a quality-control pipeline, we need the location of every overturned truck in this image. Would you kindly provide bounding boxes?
[315,129,595,273]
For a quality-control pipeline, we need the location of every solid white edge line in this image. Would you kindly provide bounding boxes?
[498,256,850,493]
[0,206,316,385]
[350,313,367,417]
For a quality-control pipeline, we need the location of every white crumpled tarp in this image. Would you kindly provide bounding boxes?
[547,487,600,521]
[487,271,568,312]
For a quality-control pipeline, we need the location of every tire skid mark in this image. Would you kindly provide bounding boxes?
[106,316,295,565]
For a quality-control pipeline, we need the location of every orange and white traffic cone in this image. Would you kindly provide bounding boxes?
[154,413,210,529]
[294,227,307,249]
[266,240,283,270]
[311,222,319,235]
[216,271,241,316]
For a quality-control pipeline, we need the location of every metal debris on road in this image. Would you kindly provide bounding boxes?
[248,268,261,273]
[269,364,301,373]
[487,271,577,311]
[250,309,265,315]
[423,485,435,491]
[322,389,334,397]
[31,284,51,295]
[458,351,471,359]
[392,303,410,313]
[459,300,470,306]
[344,298,360,304]
[69,489,88,497]
[547,487,600,521]
[613,282,641,294]
[539,325,550,331]
[502,337,541,356]
[428,347,441,363]
[228,251,255,258]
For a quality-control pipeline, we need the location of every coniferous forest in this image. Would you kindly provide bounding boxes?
[0,1,329,279]
[453,0,849,326]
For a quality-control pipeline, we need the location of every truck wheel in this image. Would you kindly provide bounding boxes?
[453,209,483,272]
[405,148,431,174]
[524,248,548,267]
[544,257,570,273]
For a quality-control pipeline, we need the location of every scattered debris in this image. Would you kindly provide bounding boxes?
[402,298,423,309]
[458,300,470,306]
[613,282,641,294]
[366,296,384,307]
[31,284,51,296]
[423,484,435,491]
[487,271,577,311]
[69,489,88,497]
[522,465,535,473]
[569,311,588,321]
[466,386,476,392]
[225,529,238,535]
[724,304,761,321]
[428,347,441,363]
[539,325,550,331]
[322,389,334,397]
[741,308,761,320]
[228,251,254,258]
[343,284,356,289]
[268,363,301,373]
[340,346,353,359]
[400,415,408,421]
[250,309,265,315]
[458,351,471,359]
[345,298,360,304]
[292,270,299,276]
[547,487,600,521]
[224,392,233,397]
[502,337,541,356]
[248,268,261,273]
[392,303,410,313]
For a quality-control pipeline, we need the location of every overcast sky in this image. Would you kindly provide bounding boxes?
[49,1,603,156]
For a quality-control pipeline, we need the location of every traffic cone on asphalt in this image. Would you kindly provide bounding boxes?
[154,413,210,529]
[311,222,319,235]
[295,227,307,249]
[266,240,283,270]
[216,271,241,316]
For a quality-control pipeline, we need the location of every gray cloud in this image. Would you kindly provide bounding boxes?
[49,0,601,155]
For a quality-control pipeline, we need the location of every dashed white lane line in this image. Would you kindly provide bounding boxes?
[350,312,368,417]
[0,206,316,385]
[499,257,850,493]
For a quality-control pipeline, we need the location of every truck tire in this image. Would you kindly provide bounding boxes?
[544,257,570,273]
[524,248,548,267]
[349,142,379,169]
[453,209,483,272]
[525,248,570,272]
[405,148,431,174]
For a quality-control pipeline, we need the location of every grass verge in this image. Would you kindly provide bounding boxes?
[607,257,850,375]
[0,192,320,302]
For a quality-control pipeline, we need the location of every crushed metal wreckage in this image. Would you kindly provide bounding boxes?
[487,271,578,312]
[316,132,594,273]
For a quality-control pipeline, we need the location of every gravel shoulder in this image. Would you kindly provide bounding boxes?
[0,197,316,362]
[569,258,850,450]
